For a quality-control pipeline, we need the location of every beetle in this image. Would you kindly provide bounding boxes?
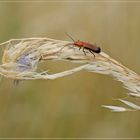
[66,33,101,56]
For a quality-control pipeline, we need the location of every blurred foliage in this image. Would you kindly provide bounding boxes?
[0,1,140,138]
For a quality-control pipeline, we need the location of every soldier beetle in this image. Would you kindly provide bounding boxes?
[66,33,101,56]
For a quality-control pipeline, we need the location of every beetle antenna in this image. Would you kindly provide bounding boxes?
[65,32,75,42]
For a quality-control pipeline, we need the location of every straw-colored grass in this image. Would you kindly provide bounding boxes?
[0,37,140,111]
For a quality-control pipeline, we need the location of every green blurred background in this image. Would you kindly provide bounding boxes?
[0,1,140,138]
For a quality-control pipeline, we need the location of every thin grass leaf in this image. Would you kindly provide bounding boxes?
[129,92,140,98]
[102,105,127,112]
[119,99,140,110]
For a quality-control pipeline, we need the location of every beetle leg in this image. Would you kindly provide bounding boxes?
[79,47,81,50]
[83,48,86,55]
[89,50,95,58]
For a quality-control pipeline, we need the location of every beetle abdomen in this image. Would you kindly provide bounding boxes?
[93,47,101,53]
[85,44,101,53]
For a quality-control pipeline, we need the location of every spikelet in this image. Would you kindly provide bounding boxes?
[0,37,140,111]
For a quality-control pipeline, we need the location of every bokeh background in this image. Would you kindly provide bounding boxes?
[0,1,140,138]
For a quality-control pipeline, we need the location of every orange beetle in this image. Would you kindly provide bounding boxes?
[67,33,101,56]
